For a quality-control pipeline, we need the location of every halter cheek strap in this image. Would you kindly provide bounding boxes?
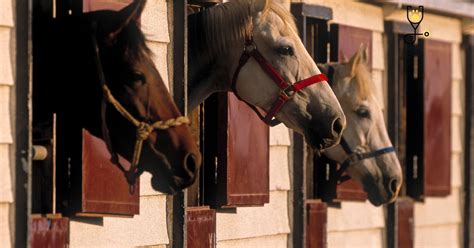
[231,38,328,126]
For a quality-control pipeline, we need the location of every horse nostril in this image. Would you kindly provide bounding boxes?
[389,178,399,195]
[332,117,344,136]
[184,153,198,178]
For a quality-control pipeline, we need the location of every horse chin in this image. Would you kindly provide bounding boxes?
[362,177,394,206]
[150,172,193,194]
[350,166,388,206]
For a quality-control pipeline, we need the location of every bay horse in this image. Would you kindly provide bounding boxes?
[318,46,403,205]
[33,0,201,194]
[188,0,346,149]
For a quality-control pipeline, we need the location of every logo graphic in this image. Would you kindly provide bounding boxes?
[404,6,430,44]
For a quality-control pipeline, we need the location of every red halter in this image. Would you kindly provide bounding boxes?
[231,38,329,126]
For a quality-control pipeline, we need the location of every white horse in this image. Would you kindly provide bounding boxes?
[188,0,346,149]
[318,46,403,205]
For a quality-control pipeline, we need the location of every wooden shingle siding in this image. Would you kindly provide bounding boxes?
[327,202,384,231]
[0,144,13,202]
[217,234,288,248]
[0,204,12,247]
[0,0,14,246]
[327,229,384,247]
[302,0,383,32]
[216,190,291,242]
[69,196,169,247]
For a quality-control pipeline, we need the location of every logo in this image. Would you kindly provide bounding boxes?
[404,6,430,44]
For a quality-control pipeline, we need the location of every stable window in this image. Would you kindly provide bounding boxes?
[385,19,452,247]
[405,39,452,198]
[202,93,270,207]
[385,21,452,201]
[291,3,332,248]
[32,0,140,218]
[314,24,373,203]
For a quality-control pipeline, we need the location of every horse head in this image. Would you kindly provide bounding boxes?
[36,0,202,193]
[319,45,403,205]
[188,0,346,150]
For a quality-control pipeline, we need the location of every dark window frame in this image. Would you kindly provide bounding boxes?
[314,23,374,204]
[15,0,32,246]
[385,20,413,248]
[290,3,332,248]
[463,33,474,248]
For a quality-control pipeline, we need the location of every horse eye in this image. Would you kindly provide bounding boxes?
[133,73,146,84]
[356,107,371,118]
[276,46,294,56]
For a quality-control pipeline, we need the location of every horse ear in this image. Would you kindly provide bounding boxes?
[359,43,369,65]
[348,48,362,77]
[341,51,349,63]
[251,0,270,14]
[105,0,147,42]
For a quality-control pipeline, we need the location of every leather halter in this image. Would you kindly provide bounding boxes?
[324,64,396,183]
[231,37,328,126]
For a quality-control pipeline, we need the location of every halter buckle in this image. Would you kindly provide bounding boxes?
[280,84,295,98]
[243,42,257,53]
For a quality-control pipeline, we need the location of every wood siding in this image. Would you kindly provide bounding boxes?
[0,0,14,246]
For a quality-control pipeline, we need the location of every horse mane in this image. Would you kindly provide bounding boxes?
[112,20,152,60]
[189,1,297,60]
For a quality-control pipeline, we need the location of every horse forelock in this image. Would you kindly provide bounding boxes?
[352,63,373,101]
[333,62,373,102]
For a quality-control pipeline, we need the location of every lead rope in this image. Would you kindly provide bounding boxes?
[91,25,190,186]
[101,86,190,174]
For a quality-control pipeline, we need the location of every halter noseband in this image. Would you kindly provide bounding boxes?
[324,64,396,183]
[335,137,395,183]
[231,37,328,126]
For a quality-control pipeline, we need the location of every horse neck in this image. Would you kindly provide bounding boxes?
[187,7,248,111]
[50,18,103,133]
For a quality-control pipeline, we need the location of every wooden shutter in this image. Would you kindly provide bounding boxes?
[186,206,216,247]
[80,129,140,216]
[406,39,451,199]
[305,200,327,248]
[204,93,269,207]
[330,24,372,69]
[423,40,451,196]
[396,198,415,248]
[30,216,69,248]
[314,24,372,202]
